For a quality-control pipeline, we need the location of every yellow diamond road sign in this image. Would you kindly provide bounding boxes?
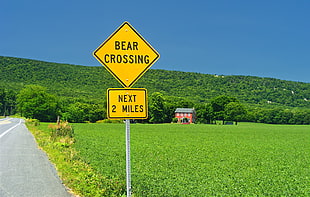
[93,22,160,87]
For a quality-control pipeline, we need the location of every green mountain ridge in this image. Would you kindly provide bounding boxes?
[1,56,309,109]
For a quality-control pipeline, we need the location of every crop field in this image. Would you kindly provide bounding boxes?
[73,123,310,196]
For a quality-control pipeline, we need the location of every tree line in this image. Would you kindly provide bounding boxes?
[1,56,309,124]
[148,92,310,125]
[0,88,16,116]
[3,85,309,125]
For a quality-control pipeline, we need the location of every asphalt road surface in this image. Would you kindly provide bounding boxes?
[0,118,72,197]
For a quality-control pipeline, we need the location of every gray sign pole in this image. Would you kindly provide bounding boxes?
[125,119,131,197]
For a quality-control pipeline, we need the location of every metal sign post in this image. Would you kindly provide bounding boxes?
[125,119,131,197]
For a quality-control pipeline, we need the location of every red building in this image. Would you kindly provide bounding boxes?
[174,108,196,124]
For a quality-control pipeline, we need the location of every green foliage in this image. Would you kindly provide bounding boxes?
[1,56,309,109]
[26,118,40,126]
[73,123,310,196]
[195,103,214,124]
[211,95,238,123]
[138,70,310,109]
[224,102,247,124]
[171,117,178,123]
[0,56,117,102]
[149,92,165,123]
[211,95,238,112]
[61,102,106,123]
[0,87,16,116]
[1,56,310,124]
[17,85,59,121]
[49,121,74,138]
[249,107,310,125]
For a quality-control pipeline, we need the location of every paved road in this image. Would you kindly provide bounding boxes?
[0,118,72,197]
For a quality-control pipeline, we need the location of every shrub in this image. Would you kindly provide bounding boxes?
[49,121,74,138]
[172,117,178,123]
[26,118,40,126]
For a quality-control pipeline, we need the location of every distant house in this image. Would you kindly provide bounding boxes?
[174,108,196,124]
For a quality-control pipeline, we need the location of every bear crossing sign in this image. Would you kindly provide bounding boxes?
[93,21,160,88]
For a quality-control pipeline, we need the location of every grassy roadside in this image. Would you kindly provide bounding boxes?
[26,120,124,197]
[26,120,310,196]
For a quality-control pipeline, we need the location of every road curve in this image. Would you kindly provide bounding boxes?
[0,118,72,197]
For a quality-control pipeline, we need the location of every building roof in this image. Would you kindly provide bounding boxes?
[175,108,195,113]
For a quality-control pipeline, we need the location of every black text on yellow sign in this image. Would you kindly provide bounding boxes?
[107,88,148,119]
[93,21,160,88]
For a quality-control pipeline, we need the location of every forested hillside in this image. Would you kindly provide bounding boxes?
[0,56,117,102]
[1,56,309,108]
[1,56,309,124]
[139,70,310,108]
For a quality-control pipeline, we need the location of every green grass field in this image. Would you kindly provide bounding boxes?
[72,123,309,196]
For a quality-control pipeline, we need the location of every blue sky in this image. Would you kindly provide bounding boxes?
[1,0,310,83]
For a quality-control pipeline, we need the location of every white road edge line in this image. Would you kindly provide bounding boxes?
[0,119,22,139]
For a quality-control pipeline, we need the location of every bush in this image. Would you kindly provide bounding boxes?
[26,118,40,126]
[49,121,74,138]
[172,117,178,123]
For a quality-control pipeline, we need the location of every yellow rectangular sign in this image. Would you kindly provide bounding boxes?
[107,88,147,119]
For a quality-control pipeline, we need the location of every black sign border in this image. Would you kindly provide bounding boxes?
[107,88,148,119]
